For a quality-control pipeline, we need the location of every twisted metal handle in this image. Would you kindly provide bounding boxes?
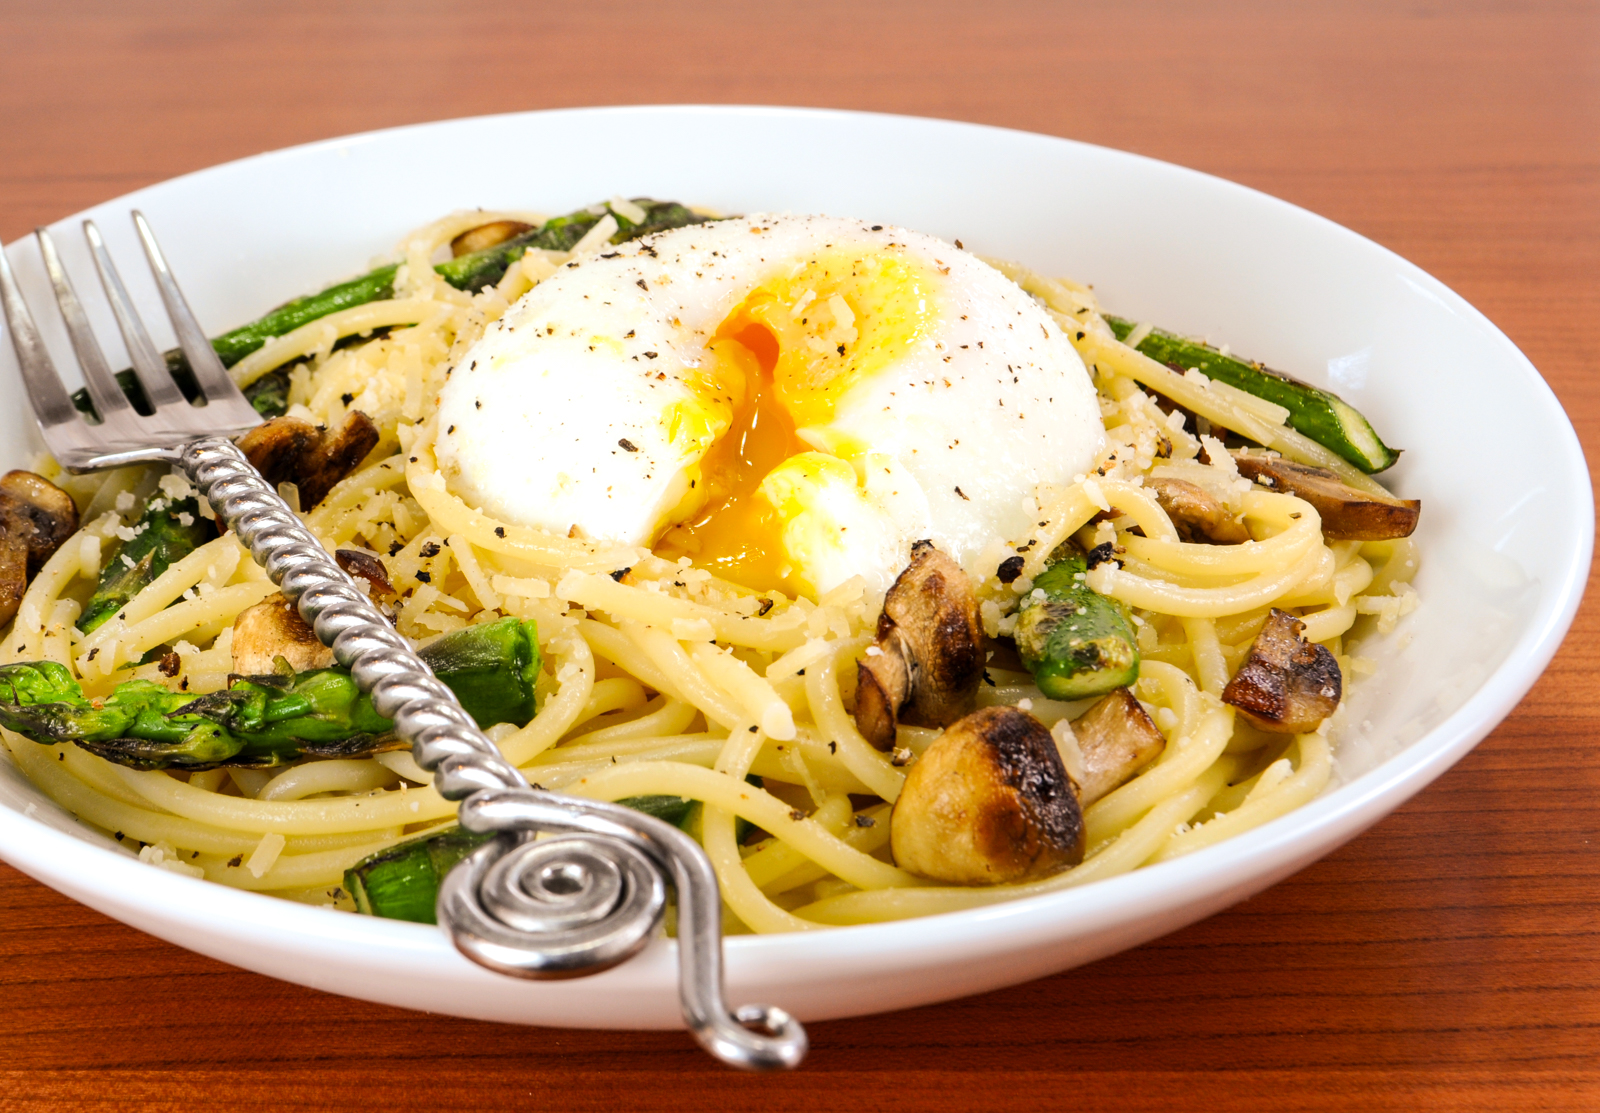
[180,437,806,1072]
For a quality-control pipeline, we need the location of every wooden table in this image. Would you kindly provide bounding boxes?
[1,1,1596,1108]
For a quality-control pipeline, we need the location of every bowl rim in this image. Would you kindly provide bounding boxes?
[0,102,1591,978]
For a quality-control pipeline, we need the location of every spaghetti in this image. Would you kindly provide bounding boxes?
[0,207,1419,931]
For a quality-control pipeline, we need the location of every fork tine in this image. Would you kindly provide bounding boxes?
[131,212,260,430]
[83,219,188,413]
[35,228,148,443]
[0,245,81,432]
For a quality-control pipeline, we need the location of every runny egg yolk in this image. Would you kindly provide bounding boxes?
[654,249,937,595]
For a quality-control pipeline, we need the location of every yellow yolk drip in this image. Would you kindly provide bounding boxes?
[653,247,938,595]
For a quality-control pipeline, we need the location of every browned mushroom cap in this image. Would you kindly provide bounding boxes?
[237,411,380,511]
[450,220,534,258]
[1232,451,1420,541]
[1146,477,1250,544]
[890,706,1085,884]
[854,540,984,750]
[231,595,335,676]
[1063,687,1167,806]
[0,470,79,626]
[1221,608,1342,733]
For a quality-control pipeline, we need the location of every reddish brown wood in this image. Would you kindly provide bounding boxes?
[0,0,1597,1108]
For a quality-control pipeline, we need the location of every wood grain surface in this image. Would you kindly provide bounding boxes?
[1,1,1596,1109]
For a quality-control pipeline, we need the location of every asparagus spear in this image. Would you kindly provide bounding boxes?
[0,616,540,769]
[71,200,709,420]
[1014,554,1140,700]
[1105,316,1400,474]
[78,495,215,634]
[345,795,699,923]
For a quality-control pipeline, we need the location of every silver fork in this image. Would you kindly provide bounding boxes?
[0,214,805,1071]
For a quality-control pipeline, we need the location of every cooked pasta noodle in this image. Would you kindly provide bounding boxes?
[0,207,1419,931]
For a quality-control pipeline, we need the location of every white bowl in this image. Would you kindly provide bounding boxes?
[0,106,1589,1029]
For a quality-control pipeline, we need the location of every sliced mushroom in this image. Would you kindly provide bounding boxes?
[1221,608,1342,733]
[0,470,79,626]
[1054,687,1167,806]
[1146,477,1250,544]
[1232,451,1420,541]
[890,706,1084,884]
[231,595,335,676]
[450,220,534,258]
[335,548,395,598]
[854,540,984,750]
[237,411,380,511]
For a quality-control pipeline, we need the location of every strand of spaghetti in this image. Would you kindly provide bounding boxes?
[79,532,247,654]
[1137,660,1206,743]
[749,733,876,795]
[1087,543,1325,618]
[4,512,118,662]
[448,533,502,612]
[231,298,444,388]
[75,465,146,525]
[1182,618,1228,696]
[528,739,724,792]
[558,570,809,653]
[39,599,80,667]
[805,643,905,802]
[562,761,917,892]
[1298,604,1357,644]
[1019,486,1099,580]
[1095,481,1180,541]
[102,761,456,834]
[699,724,826,934]
[984,258,1100,319]
[1150,731,1331,862]
[284,827,409,853]
[768,814,895,896]
[530,732,724,765]
[4,734,266,854]
[77,581,279,679]
[621,621,745,731]
[496,627,595,767]
[758,802,893,895]
[563,676,649,737]
[1120,496,1320,576]
[304,455,409,532]
[531,729,726,764]
[741,794,855,888]
[405,442,641,571]
[1083,702,1233,848]
[1278,550,1374,608]
[257,759,399,802]
[688,642,796,740]
[792,763,1231,926]
[547,721,864,793]
[1056,757,1234,884]
[765,638,833,680]
[564,694,698,745]
[197,833,407,891]
[575,619,682,700]
[59,743,170,809]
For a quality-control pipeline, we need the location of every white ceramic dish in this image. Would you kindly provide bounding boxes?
[0,106,1588,1029]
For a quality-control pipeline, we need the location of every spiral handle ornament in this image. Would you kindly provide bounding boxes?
[179,437,807,1072]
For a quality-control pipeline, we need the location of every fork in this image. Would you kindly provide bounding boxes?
[0,213,805,1071]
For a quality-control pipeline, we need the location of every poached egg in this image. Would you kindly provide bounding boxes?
[434,214,1104,598]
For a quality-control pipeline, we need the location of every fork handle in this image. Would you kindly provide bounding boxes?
[179,436,806,1072]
